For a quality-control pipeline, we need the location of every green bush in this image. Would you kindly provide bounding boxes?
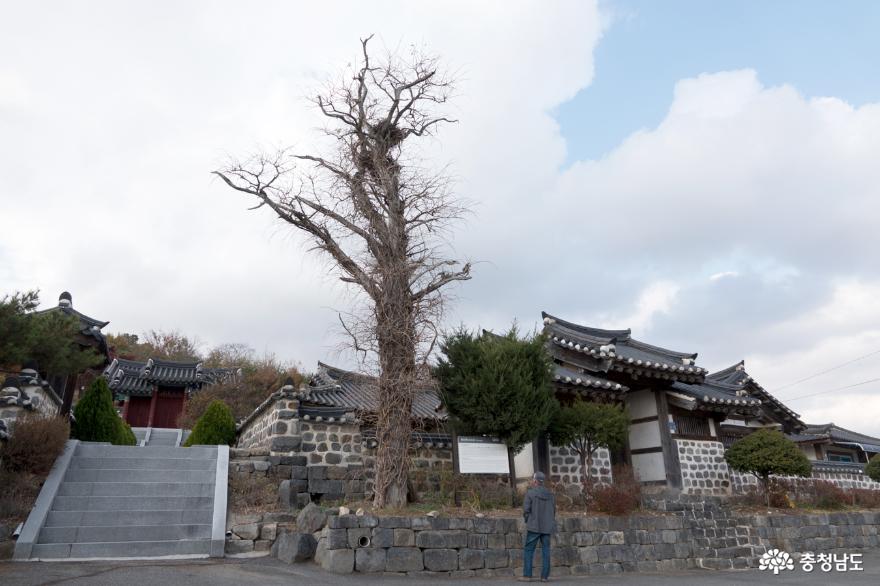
[725,429,812,504]
[866,454,880,483]
[72,377,133,445]
[184,400,236,446]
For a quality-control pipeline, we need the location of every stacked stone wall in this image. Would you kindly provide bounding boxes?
[548,444,611,485]
[675,439,731,496]
[313,508,880,576]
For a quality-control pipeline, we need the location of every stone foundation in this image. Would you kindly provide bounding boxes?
[676,439,731,496]
[225,511,296,555]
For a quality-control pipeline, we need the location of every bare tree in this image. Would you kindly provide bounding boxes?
[214,36,470,508]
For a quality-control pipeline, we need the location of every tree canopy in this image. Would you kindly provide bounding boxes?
[725,428,812,491]
[435,327,556,454]
[0,290,103,376]
[866,453,880,483]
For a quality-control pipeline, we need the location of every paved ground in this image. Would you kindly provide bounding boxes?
[1,551,878,586]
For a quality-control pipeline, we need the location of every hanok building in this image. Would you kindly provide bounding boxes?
[34,291,112,414]
[790,423,880,466]
[104,358,237,428]
[528,312,802,495]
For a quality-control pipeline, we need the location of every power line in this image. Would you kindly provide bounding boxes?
[773,348,880,393]
[782,377,880,403]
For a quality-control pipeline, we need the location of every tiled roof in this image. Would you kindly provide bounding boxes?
[104,358,237,396]
[542,312,707,383]
[706,361,803,430]
[801,423,880,452]
[307,362,445,421]
[35,294,109,351]
[552,364,628,397]
[670,378,763,413]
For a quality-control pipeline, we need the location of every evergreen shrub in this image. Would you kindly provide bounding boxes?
[72,377,133,445]
[184,400,235,446]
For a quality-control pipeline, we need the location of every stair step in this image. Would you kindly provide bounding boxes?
[30,539,212,560]
[38,523,212,544]
[57,482,215,498]
[75,444,217,459]
[64,468,214,483]
[51,495,214,511]
[45,509,214,527]
[70,457,215,470]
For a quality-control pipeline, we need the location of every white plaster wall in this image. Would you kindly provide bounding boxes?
[799,444,818,460]
[625,389,657,420]
[631,451,666,482]
[514,442,535,479]
[629,421,662,451]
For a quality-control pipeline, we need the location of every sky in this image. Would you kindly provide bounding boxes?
[1,1,879,435]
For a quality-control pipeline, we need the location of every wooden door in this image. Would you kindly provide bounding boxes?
[126,396,152,427]
[153,390,185,429]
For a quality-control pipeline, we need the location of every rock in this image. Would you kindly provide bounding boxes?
[297,502,328,534]
[339,506,350,516]
[320,548,355,574]
[393,528,415,547]
[253,460,270,472]
[415,530,468,549]
[355,508,365,516]
[259,523,277,541]
[356,547,387,573]
[232,523,259,540]
[426,510,439,517]
[271,436,302,452]
[475,513,485,518]
[385,547,424,572]
[459,548,485,570]
[225,539,255,554]
[273,532,317,563]
[424,548,459,571]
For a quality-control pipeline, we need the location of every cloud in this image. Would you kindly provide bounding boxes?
[1,3,879,436]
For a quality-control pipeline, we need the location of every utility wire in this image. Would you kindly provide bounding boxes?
[773,348,880,393]
[782,377,880,403]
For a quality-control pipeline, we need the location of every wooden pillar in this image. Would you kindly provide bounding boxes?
[147,387,159,427]
[122,397,130,422]
[451,430,461,506]
[655,391,682,489]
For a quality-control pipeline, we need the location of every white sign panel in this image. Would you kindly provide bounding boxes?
[457,436,509,474]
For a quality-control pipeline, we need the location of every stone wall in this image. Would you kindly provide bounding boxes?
[314,507,880,576]
[675,439,731,496]
[236,388,453,503]
[0,380,62,440]
[549,444,612,485]
[225,511,295,555]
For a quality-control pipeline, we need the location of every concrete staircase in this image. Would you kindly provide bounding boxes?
[14,440,228,560]
[131,427,187,447]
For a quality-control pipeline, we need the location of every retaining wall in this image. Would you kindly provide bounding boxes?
[314,505,880,576]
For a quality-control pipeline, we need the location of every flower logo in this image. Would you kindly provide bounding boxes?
[759,549,794,574]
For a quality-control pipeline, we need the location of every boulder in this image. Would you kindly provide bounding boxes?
[273,532,317,563]
[320,548,355,574]
[296,502,327,534]
[385,547,424,572]
[355,547,387,573]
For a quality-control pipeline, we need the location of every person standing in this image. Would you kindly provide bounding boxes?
[519,471,556,582]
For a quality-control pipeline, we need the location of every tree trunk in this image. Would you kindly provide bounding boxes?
[507,445,518,507]
[372,245,417,509]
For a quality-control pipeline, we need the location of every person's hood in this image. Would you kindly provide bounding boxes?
[532,486,553,500]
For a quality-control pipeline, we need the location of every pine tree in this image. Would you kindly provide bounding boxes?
[435,327,557,502]
[184,400,236,446]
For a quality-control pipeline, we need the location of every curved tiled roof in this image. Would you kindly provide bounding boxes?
[542,311,707,383]
[706,361,804,430]
[104,358,238,396]
[552,364,628,397]
[307,362,445,421]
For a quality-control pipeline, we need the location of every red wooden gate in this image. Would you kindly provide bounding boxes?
[152,390,185,429]
[125,396,152,427]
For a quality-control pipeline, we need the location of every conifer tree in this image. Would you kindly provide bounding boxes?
[72,377,134,445]
[725,428,811,505]
[184,400,236,446]
[435,327,557,501]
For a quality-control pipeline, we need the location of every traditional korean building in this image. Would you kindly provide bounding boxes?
[32,292,111,414]
[531,312,806,494]
[789,423,880,465]
[104,358,237,428]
